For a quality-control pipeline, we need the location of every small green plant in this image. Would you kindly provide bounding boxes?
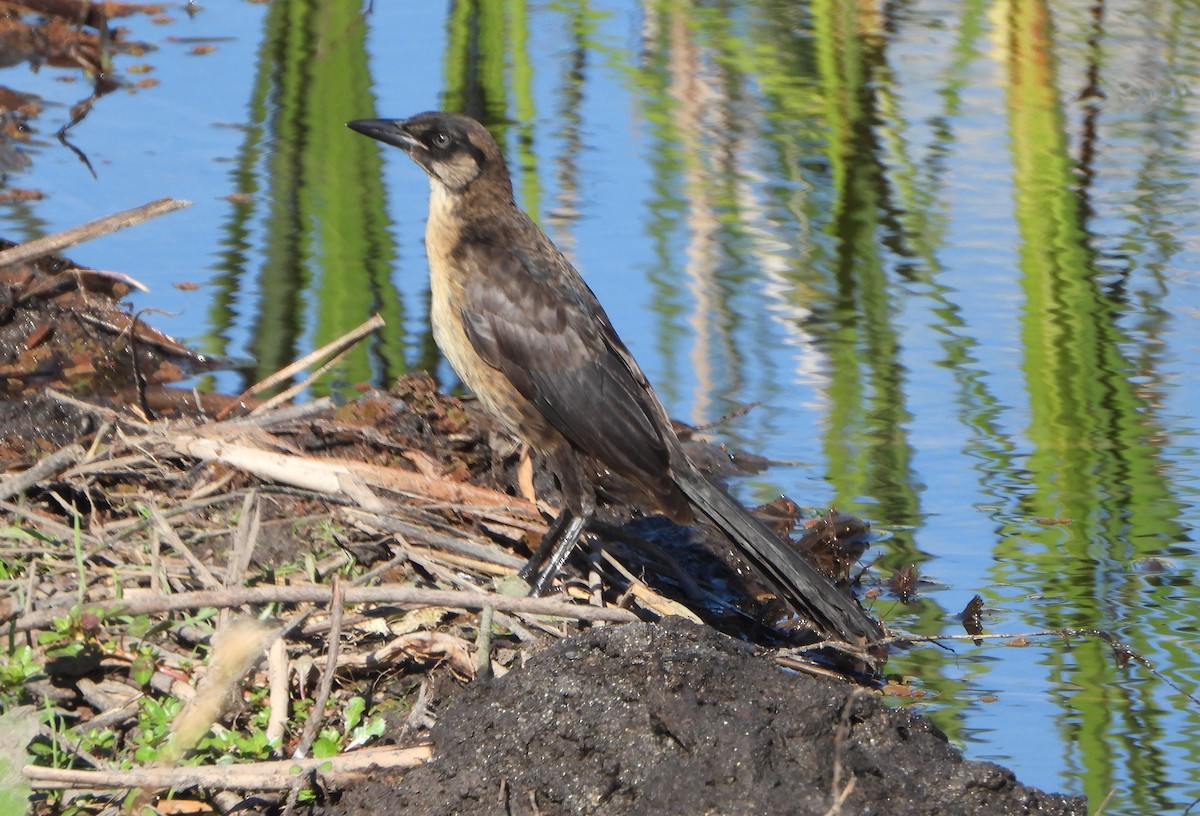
[309,518,346,546]
[342,695,386,749]
[36,607,110,674]
[310,695,386,757]
[0,524,45,580]
[0,645,42,706]
[128,642,157,687]
[129,695,182,764]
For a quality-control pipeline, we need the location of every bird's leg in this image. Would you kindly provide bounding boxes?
[527,508,592,595]
[519,447,595,596]
[518,507,575,584]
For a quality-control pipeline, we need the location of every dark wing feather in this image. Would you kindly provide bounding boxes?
[457,233,678,501]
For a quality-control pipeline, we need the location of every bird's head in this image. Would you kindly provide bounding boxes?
[347,112,507,194]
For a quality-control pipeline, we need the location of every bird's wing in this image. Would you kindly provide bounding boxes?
[458,239,676,490]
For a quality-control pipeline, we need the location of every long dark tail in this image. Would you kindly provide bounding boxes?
[671,464,884,646]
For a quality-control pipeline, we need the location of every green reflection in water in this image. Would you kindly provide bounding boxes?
[632,0,924,582]
[628,4,1199,807]
[810,0,921,565]
[207,0,405,394]
[1003,0,1194,810]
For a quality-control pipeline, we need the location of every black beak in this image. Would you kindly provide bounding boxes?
[347,118,420,151]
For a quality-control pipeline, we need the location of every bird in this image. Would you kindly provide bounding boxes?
[347,111,884,648]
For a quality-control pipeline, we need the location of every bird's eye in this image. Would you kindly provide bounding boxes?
[431,132,451,149]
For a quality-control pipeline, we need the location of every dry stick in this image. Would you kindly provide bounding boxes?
[171,433,544,524]
[475,605,495,680]
[231,490,261,582]
[45,389,153,434]
[218,397,336,429]
[7,584,639,633]
[293,577,345,760]
[346,509,527,570]
[0,499,103,550]
[591,520,707,603]
[23,745,432,792]
[282,578,347,815]
[1091,787,1117,816]
[265,636,289,751]
[217,314,386,420]
[822,778,857,816]
[219,491,261,632]
[596,549,702,623]
[399,548,550,641]
[0,198,191,269]
[251,341,358,417]
[149,504,222,590]
[827,688,867,815]
[348,536,539,646]
[170,435,386,513]
[0,444,87,501]
[83,419,113,461]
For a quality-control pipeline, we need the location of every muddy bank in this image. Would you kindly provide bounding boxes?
[322,619,1085,816]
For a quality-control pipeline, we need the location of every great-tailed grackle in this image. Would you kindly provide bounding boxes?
[347,112,883,647]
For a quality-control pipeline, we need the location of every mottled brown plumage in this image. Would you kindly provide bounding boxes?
[348,112,883,648]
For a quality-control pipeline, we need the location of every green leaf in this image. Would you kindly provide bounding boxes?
[311,736,339,758]
[343,696,366,732]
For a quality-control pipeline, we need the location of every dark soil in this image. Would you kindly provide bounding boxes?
[320,619,1086,816]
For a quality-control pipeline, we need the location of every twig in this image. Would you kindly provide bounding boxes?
[828,689,867,814]
[169,434,386,513]
[45,389,153,433]
[216,397,337,429]
[23,745,431,791]
[0,499,103,550]
[284,578,347,814]
[345,509,527,569]
[596,549,702,623]
[265,636,289,752]
[150,504,222,590]
[1091,787,1117,815]
[475,605,495,680]
[294,577,345,760]
[822,777,857,816]
[250,341,357,417]
[0,198,190,269]
[218,314,386,420]
[219,491,260,632]
[0,444,87,501]
[170,433,540,523]
[7,584,641,633]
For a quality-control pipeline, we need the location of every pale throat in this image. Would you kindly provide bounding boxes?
[427,177,456,225]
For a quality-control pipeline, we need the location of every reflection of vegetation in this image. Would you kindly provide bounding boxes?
[635,0,922,560]
[208,0,404,394]
[1002,0,1192,810]
[633,3,1200,804]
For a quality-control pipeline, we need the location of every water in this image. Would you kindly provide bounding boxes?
[4,1,1200,811]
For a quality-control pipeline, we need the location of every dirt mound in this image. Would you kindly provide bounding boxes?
[323,619,1085,816]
